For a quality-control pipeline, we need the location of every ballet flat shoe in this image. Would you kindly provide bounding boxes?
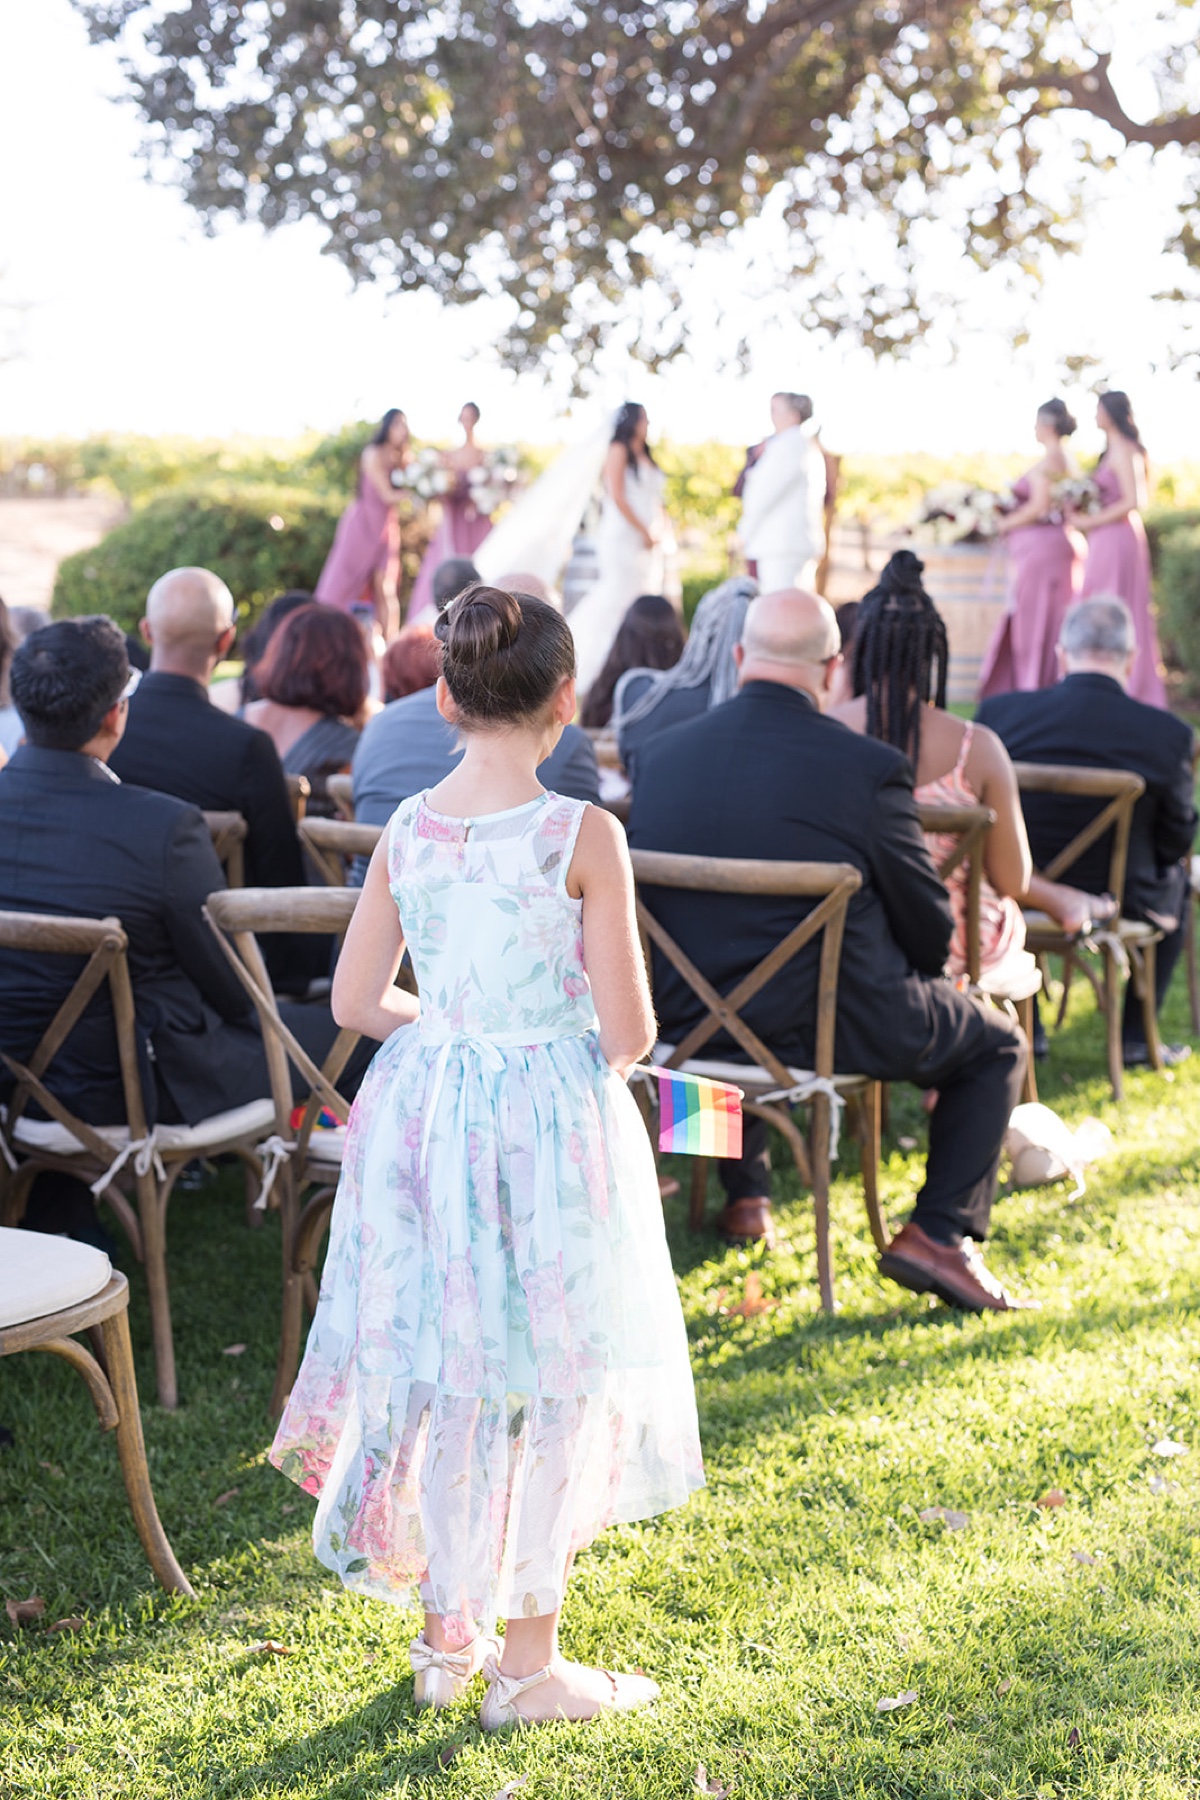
[409,1631,500,1709]
[479,1653,659,1730]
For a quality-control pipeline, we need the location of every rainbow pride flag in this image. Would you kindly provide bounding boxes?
[643,1066,744,1159]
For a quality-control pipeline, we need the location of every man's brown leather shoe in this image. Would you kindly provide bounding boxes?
[878,1221,1038,1313]
[718,1196,776,1249]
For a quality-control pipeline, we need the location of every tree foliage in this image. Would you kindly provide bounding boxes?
[72,2,1200,375]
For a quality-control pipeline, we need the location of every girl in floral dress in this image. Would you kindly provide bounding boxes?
[270,584,703,1728]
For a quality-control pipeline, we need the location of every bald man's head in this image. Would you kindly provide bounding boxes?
[736,589,841,707]
[143,567,237,679]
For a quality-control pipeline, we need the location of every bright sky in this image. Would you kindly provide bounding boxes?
[1,0,1196,457]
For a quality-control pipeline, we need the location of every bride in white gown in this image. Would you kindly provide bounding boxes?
[566,404,673,697]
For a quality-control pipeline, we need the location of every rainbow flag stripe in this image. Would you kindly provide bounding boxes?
[651,1067,743,1159]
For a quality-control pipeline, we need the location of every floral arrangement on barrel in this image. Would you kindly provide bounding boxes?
[909,481,1012,545]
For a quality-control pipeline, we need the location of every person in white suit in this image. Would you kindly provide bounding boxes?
[739,393,829,593]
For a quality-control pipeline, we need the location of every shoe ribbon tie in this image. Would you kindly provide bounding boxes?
[89,1132,166,1199]
[253,1134,296,1211]
[756,1074,845,1160]
[481,1655,553,1704]
[409,1638,477,1679]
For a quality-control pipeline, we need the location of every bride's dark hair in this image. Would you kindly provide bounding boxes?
[437,584,575,725]
[1037,397,1077,438]
[612,402,657,474]
[370,407,407,446]
[1097,390,1145,453]
[852,549,948,769]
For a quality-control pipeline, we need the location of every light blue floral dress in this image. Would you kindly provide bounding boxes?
[271,791,703,1637]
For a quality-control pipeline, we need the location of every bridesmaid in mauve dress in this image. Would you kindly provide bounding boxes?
[1068,390,1167,709]
[315,408,410,639]
[408,403,495,623]
[978,398,1082,698]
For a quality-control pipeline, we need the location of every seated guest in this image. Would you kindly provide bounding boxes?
[1,617,275,1128]
[108,566,304,890]
[830,551,1113,987]
[0,600,50,760]
[381,621,440,702]
[243,602,371,814]
[430,555,482,613]
[627,588,1030,1311]
[353,582,600,831]
[211,588,312,713]
[581,594,685,730]
[614,576,756,786]
[978,595,1198,1066]
[827,599,859,707]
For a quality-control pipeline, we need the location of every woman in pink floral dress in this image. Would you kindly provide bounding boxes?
[271,584,702,1728]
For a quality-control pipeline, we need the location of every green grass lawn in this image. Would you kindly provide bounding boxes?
[3,967,1200,1799]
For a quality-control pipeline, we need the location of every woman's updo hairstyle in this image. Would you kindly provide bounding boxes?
[436,584,575,725]
[1037,397,1077,438]
[852,549,948,768]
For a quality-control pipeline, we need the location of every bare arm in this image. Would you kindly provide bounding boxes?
[1071,444,1145,531]
[967,725,1033,899]
[362,446,401,507]
[331,831,420,1040]
[570,805,656,1076]
[603,443,655,548]
[997,465,1055,534]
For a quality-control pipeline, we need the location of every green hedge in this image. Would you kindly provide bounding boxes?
[1145,507,1200,576]
[1156,525,1200,683]
[51,485,344,632]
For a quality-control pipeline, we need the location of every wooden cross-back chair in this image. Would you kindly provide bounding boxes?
[298,817,384,889]
[204,886,363,1416]
[1012,762,1156,1099]
[915,801,1040,1104]
[0,911,276,1409]
[628,851,884,1312]
[325,773,356,821]
[203,809,248,888]
[0,1228,193,1595]
[285,773,311,823]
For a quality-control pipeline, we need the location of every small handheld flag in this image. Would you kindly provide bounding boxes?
[289,1103,342,1132]
[640,1066,743,1159]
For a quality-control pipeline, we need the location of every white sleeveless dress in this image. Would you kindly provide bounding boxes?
[270,790,703,1637]
[568,459,668,696]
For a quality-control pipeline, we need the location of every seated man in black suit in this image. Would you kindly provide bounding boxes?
[108,566,303,890]
[977,596,1197,1067]
[0,618,360,1235]
[627,588,1030,1313]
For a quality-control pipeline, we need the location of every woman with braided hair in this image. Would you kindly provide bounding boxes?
[830,551,1114,983]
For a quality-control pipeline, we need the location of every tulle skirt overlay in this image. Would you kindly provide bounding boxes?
[270,1022,704,1634]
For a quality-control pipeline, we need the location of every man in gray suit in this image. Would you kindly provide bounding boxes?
[353,563,601,830]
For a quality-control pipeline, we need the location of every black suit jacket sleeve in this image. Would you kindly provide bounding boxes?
[162,810,254,1022]
[868,762,955,976]
[238,730,305,888]
[1156,727,1198,869]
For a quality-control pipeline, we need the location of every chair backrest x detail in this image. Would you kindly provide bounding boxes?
[1012,763,1144,904]
[627,852,862,1086]
[914,801,995,986]
[298,817,384,888]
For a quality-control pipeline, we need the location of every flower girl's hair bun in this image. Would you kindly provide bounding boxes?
[439,583,575,724]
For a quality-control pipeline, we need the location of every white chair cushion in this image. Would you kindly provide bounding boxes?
[9,1097,277,1161]
[651,1045,868,1093]
[0,1226,111,1329]
[304,1126,347,1163]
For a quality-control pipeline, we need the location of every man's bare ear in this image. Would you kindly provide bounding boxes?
[733,642,745,667]
[139,618,152,646]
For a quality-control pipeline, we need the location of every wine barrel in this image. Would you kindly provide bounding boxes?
[914,543,1007,705]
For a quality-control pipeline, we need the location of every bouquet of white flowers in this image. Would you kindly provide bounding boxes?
[909,481,1011,546]
[1050,475,1101,519]
[393,449,454,502]
[466,446,522,516]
